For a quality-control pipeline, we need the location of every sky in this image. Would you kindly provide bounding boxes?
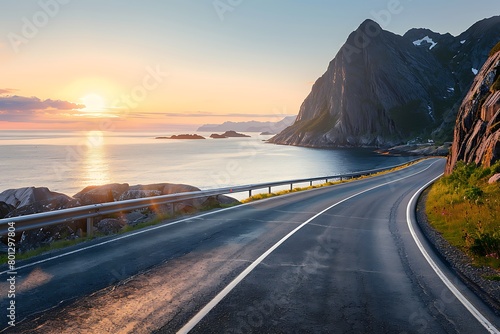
[0,0,498,131]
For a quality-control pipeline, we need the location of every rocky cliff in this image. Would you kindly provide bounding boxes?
[445,44,500,174]
[270,16,500,148]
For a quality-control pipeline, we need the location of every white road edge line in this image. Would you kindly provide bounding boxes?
[406,175,500,334]
[176,159,442,333]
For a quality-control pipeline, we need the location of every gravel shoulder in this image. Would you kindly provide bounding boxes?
[417,188,500,315]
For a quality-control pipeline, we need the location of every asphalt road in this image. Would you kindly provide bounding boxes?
[1,158,499,333]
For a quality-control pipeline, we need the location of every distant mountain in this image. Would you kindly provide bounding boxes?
[270,16,500,148]
[197,116,296,134]
[445,42,500,174]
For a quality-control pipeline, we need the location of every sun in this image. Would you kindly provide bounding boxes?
[81,94,106,113]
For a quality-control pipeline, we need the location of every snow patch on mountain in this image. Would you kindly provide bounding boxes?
[413,36,437,49]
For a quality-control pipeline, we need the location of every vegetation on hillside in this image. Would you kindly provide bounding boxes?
[489,41,500,57]
[427,161,500,270]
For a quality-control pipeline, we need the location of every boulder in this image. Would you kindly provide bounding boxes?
[96,218,124,235]
[119,189,162,201]
[0,187,74,217]
[488,173,500,184]
[73,183,129,205]
[16,223,79,253]
[124,211,150,226]
[0,201,14,219]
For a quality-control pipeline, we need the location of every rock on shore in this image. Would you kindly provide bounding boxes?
[0,182,239,252]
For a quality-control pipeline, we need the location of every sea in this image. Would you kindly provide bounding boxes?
[0,131,416,199]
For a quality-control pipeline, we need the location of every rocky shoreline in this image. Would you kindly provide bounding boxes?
[416,189,500,315]
[377,143,451,157]
[0,183,239,253]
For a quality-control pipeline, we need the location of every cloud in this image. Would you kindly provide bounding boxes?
[0,88,18,95]
[0,95,84,111]
[0,95,85,122]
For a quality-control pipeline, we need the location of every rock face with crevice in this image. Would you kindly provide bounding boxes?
[270,16,500,148]
[445,46,500,174]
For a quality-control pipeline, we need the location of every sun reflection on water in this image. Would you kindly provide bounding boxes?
[82,131,111,187]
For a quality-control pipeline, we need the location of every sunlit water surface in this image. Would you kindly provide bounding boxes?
[0,131,416,198]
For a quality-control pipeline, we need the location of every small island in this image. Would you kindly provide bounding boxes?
[210,133,228,139]
[222,130,250,137]
[156,134,206,140]
[208,130,250,138]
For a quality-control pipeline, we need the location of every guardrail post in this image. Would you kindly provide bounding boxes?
[87,217,94,237]
[290,183,293,191]
[310,181,313,186]
[268,186,271,194]
[249,190,252,197]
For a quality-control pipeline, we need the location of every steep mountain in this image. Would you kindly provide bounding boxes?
[197,116,296,134]
[270,16,500,148]
[445,43,500,174]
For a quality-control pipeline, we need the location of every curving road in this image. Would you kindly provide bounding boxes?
[1,158,499,333]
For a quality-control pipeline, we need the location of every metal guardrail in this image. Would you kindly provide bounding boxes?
[0,159,421,235]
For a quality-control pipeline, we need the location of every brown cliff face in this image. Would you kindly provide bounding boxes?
[445,46,500,174]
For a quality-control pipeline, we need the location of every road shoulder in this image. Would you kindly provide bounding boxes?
[416,188,500,315]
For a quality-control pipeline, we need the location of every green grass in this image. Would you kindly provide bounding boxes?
[241,182,340,203]
[0,236,93,264]
[242,159,424,203]
[426,161,500,269]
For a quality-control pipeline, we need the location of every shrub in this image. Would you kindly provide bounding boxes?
[470,232,500,258]
[465,186,483,202]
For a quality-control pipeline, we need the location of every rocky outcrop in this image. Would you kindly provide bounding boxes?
[270,16,500,148]
[209,131,251,138]
[74,183,130,205]
[96,218,125,235]
[445,45,500,174]
[380,143,451,157]
[489,173,500,184]
[0,202,14,219]
[0,182,239,252]
[0,187,75,218]
[220,131,250,138]
[210,133,228,139]
[160,134,205,140]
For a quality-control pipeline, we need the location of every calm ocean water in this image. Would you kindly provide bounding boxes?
[0,131,415,198]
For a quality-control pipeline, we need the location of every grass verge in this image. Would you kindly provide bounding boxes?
[242,158,425,203]
[426,161,500,271]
